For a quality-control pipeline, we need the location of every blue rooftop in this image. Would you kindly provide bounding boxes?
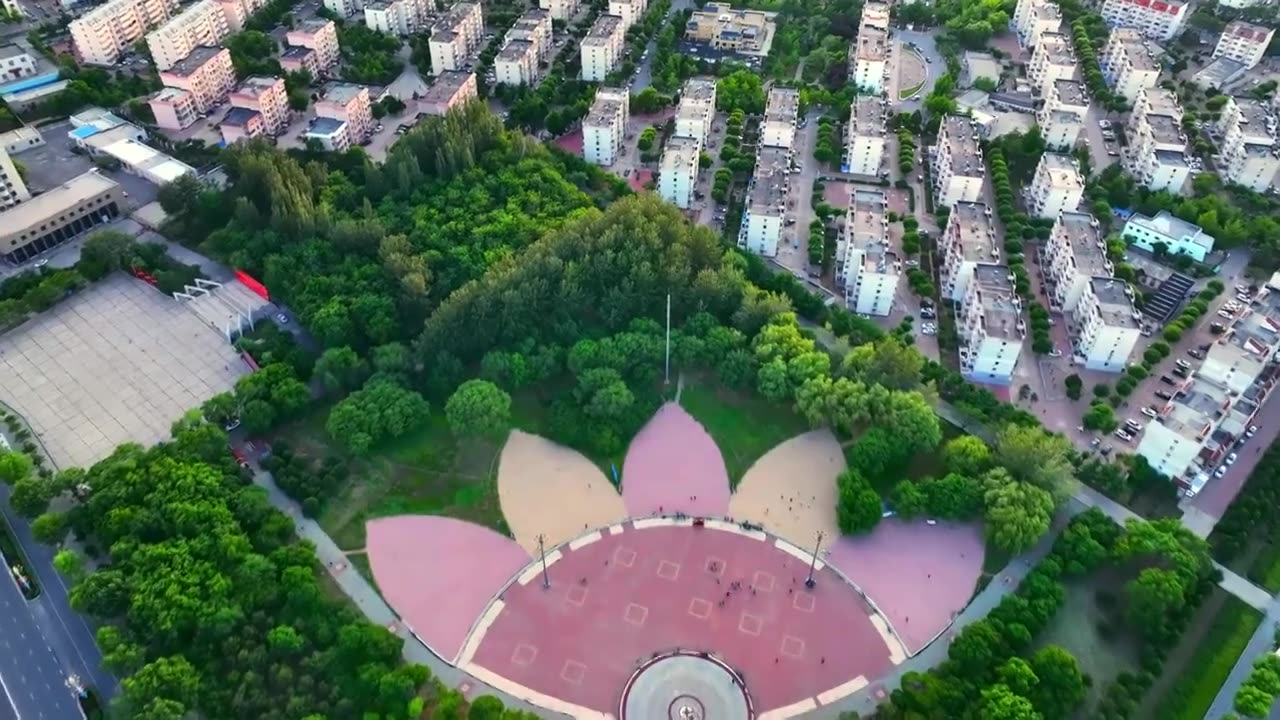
[70,125,100,139]
[0,71,60,96]
[306,116,346,136]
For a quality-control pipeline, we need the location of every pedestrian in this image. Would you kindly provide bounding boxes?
[820,657,825,665]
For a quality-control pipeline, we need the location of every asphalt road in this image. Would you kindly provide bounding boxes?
[630,0,694,93]
[1081,106,1119,173]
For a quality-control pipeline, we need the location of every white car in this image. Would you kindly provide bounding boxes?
[1215,466,1228,479]
[1141,407,1159,419]
[1114,429,1133,442]
[1218,310,1235,319]
[1225,452,1238,466]
[1246,425,1258,438]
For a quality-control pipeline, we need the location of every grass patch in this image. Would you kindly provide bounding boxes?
[1247,541,1280,593]
[1036,576,1140,709]
[898,80,926,99]
[678,374,810,486]
[1149,590,1262,720]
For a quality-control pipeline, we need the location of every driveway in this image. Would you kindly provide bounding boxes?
[773,108,822,273]
[1081,106,1119,173]
[629,0,694,92]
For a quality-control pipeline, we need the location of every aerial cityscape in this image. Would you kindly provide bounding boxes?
[0,0,1278,717]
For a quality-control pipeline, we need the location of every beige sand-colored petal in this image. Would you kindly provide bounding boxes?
[498,430,627,554]
[728,429,844,548]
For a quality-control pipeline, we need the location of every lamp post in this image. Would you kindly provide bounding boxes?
[804,530,824,589]
[537,533,550,589]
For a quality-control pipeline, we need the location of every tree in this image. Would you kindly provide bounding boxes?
[326,379,430,454]
[995,425,1072,499]
[943,435,992,476]
[123,655,200,713]
[445,379,512,438]
[1064,374,1082,401]
[9,475,55,518]
[1236,685,1273,718]
[79,230,135,279]
[978,684,1044,720]
[53,548,84,581]
[836,469,883,535]
[70,569,132,618]
[313,346,369,392]
[1126,567,1186,627]
[716,69,766,114]
[0,450,32,484]
[30,512,67,545]
[983,469,1055,553]
[1082,402,1118,432]
[1027,646,1087,720]
[468,695,507,720]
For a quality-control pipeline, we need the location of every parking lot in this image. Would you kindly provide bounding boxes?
[17,121,159,212]
[0,274,248,469]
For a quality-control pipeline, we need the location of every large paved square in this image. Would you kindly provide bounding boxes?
[0,274,248,469]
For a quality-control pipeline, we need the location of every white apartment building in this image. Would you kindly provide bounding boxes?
[1216,96,1280,192]
[1043,211,1110,314]
[1212,21,1274,71]
[145,0,229,71]
[959,263,1025,383]
[838,188,898,316]
[539,0,578,21]
[324,0,362,18]
[932,115,985,208]
[1027,152,1084,219]
[428,2,484,75]
[419,69,477,115]
[1132,85,1183,127]
[607,0,646,30]
[659,135,701,209]
[0,45,38,84]
[860,0,890,30]
[1027,32,1076,97]
[1073,276,1141,372]
[1128,89,1191,193]
[1099,27,1160,102]
[852,23,888,93]
[582,87,628,166]
[71,0,178,66]
[940,201,999,303]
[1037,79,1088,149]
[738,145,789,257]
[1100,0,1188,41]
[214,0,265,34]
[364,0,429,36]
[494,40,537,86]
[508,8,553,63]
[674,77,716,145]
[0,145,29,210]
[1013,0,1063,50]
[581,14,625,82]
[844,95,885,177]
[760,86,799,148]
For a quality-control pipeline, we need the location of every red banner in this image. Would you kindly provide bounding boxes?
[235,269,270,301]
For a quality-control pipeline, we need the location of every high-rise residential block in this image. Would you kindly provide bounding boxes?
[932,115,984,208]
[145,0,229,72]
[428,2,484,75]
[581,14,625,81]
[71,0,178,66]
[582,86,628,166]
[1027,152,1084,219]
[838,188,897,316]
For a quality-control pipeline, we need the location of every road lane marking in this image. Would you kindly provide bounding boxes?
[0,665,19,720]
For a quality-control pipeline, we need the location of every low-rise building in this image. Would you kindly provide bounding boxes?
[71,0,178,67]
[760,86,798,149]
[737,145,789,257]
[0,145,27,210]
[581,14,625,81]
[1027,32,1075,97]
[0,171,121,265]
[364,0,429,36]
[304,116,350,151]
[152,45,235,130]
[538,0,578,21]
[219,105,266,143]
[1121,210,1215,262]
[852,22,888,94]
[429,2,484,75]
[684,3,777,57]
[316,82,373,143]
[674,77,716,145]
[0,127,44,156]
[844,95,885,177]
[1013,0,1063,50]
[1100,27,1160,102]
[932,115,985,208]
[1100,0,1188,42]
[286,19,340,77]
[608,0,646,30]
[963,51,1000,89]
[228,75,288,136]
[658,135,700,209]
[939,201,999,303]
[582,86,628,166]
[1212,20,1274,70]
[1037,79,1087,149]
[838,188,897,316]
[1216,96,1280,192]
[1027,152,1084,219]
[0,45,38,84]
[959,263,1025,383]
[419,69,477,115]
[145,0,230,72]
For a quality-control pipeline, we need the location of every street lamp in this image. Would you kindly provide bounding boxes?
[537,534,550,590]
[804,530,824,589]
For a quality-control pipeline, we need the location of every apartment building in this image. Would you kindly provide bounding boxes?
[1100,0,1188,41]
[215,0,266,33]
[304,117,350,152]
[939,201,999,303]
[324,0,363,18]
[685,3,778,57]
[659,135,701,209]
[316,83,373,143]
[1013,0,1063,50]
[419,69,477,115]
[838,188,898,316]
[495,41,538,86]
[1132,85,1182,127]
[1121,210,1215,262]
[1043,211,1109,313]
[738,145,789,257]
[0,171,120,265]
[674,77,716,145]
[844,95,885,177]
[71,0,178,66]
[859,0,890,30]
[1075,278,1141,372]
[1037,79,1088,149]
[1216,96,1280,192]
[364,0,429,36]
[582,86,628,166]
[225,75,288,138]
[1027,32,1076,97]
[932,115,985,208]
[581,14,625,81]
[959,263,1025,383]
[1099,27,1160,102]
[507,8,553,63]
[852,23,889,94]
[0,45,37,84]
[760,86,799,148]
[0,145,27,210]
[429,3,484,75]
[1027,152,1084,219]
[145,0,229,72]
[1213,21,1274,70]
[151,46,235,130]
[608,0,646,30]
[538,0,578,21]
[280,46,320,77]
[1128,89,1190,193]
[286,19,340,77]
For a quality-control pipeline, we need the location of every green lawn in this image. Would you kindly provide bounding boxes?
[1248,541,1280,593]
[898,80,926,100]
[677,375,810,486]
[1149,590,1263,720]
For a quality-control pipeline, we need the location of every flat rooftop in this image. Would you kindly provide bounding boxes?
[322,82,366,105]
[306,116,346,136]
[1140,87,1182,118]
[857,25,888,61]
[585,14,623,44]
[586,93,626,127]
[424,70,473,102]
[1039,152,1083,188]
[950,201,997,263]
[748,145,790,213]
[235,76,281,99]
[850,189,895,273]
[498,39,534,61]
[1159,389,1218,441]
[1091,277,1140,328]
[682,77,717,103]
[1127,210,1212,248]
[296,18,333,33]
[661,135,701,169]
[764,87,799,122]
[1056,211,1107,275]
[1230,97,1277,138]
[437,2,479,29]
[973,264,1023,340]
[1052,79,1088,107]
[0,44,28,62]
[1154,148,1189,166]
[850,96,885,136]
[167,45,225,77]
[1223,20,1273,44]
[941,115,982,176]
[151,86,190,104]
[1037,33,1075,65]
[282,45,316,61]
[1111,30,1158,72]
[1147,114,1185,144]
[221,106,260,126]
[3,170,115,227]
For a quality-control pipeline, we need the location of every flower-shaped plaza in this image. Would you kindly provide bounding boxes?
[366,402,985,718]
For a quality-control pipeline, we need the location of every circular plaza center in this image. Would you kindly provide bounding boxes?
[621,652,751,720]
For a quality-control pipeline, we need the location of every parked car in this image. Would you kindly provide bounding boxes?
[1141,407,1159,419]
[1172,366,1190,378]
[1187,349,1205,359]
[1160,375,1177,385]
[1218,309,1235,319]
[1114,429,1133,442]
[1215,466,1228,478]
[1155,390,1174,400]
[1225,452,1238,466]
[1210,322,1227,335]
[1175,359,1191,370]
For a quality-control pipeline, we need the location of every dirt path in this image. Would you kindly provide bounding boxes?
[728,429,844,548]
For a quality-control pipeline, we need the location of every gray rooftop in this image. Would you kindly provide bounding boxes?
[764,87,799,122]
[1229,97,1278,140]
[423,70,473,103]
[851,96,885,136]
[1108,29,1158,72]
[941,115,983,176]
[1091,277,1140,328]
[585,14,623,43]
[1036,33,1075,65]
[586,91,626,127]
[166,45,225,77]
[973,264,1023,340]
[849,189,895,272]
[1139,86,1182,118]
[306,116,346,136]
[0,44,30,61]
[1146,114,1185,145]
[857,25,888,61]
[282,45,316,60]
[321,82,367,104]
[950,201,998,262]
[748,145,790,214]
[221,106,260,126]
[1038,153,1083,188]
[297,18,334,33]
[1154,148,1189,166]
[498,38,534,61]
[1127,211,1213,248]
[1056,211,1108,276]
[1052,79,1088,107]
[661,135,701,169]
[682,77,717,103]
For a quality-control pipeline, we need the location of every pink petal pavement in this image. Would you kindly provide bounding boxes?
[621,403,732,518]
